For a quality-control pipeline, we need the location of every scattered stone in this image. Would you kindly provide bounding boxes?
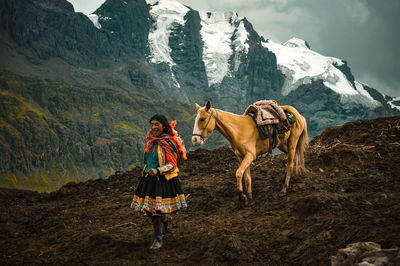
[331,242,400,266]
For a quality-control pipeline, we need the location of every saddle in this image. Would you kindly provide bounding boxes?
[244,100,296,154]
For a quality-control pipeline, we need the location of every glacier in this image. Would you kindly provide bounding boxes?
[145,0,249,87]
[262,37,381,108]
[146,0,190,88]
[199,11,248,86]
[146,0,189,66]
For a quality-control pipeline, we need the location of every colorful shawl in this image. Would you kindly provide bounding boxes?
[144,120,187,166]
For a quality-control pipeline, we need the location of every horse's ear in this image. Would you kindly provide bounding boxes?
[195,103,201,110]
[205,100,211,111]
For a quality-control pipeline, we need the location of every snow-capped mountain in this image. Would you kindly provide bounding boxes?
[144,0,256,89]
[2,0,399,134]
[388,97,400,111]
[129,0,249,87]
[261,37,381,108]
[87,0,398,117]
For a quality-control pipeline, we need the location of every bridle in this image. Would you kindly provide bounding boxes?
[192,109,218,140]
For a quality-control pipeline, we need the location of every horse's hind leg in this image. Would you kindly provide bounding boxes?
[243,167,255,205]
[280,138,299,196]
[243,167,252,199]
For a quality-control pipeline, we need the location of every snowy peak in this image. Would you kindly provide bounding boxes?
[388,97,400,111]
[149,0,189,13]
[199,10,239,24]
[284,37,310,49]
[144,1,250,87]
[262,38,381,108]
[86,0,251,87]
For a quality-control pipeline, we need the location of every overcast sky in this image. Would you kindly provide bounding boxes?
[67,0,400,97]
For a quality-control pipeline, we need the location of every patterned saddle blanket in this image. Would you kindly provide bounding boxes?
[244,100,296,139]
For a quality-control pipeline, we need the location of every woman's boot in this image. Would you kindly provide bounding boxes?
[150,215,163,250]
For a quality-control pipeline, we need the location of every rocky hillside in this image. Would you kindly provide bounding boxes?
[0,71,195,191]
[0,115,399,265]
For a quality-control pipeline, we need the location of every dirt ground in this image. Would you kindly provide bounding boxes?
[1,116,400,265]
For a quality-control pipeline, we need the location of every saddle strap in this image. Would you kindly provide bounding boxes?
[268,126,272,154]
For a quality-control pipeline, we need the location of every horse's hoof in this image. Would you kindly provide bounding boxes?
[239,193,248,202]
[237,193,248,207]
[240,195,249,206]
[248,198,255,206]
[279,187,287,197]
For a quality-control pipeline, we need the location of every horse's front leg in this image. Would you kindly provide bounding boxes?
[236,153,255,205]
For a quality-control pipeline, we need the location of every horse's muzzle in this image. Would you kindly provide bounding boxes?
[192,136,203,146]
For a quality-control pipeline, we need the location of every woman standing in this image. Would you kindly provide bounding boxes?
[131,114,187,250]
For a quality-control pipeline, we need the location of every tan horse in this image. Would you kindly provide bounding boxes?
[192,100,308,203]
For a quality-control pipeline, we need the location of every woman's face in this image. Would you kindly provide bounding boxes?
[150,120,165,137]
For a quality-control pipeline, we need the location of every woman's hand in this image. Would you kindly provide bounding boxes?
[148,168,159,176]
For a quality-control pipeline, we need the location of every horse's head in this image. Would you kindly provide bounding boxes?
[192,100,218,146]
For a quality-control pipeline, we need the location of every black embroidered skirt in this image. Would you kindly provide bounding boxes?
[131,174,187,215]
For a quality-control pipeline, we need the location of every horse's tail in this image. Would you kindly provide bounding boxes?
[295,115,308,174]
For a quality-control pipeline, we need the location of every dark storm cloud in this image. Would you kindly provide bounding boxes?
[296,0,400,97]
